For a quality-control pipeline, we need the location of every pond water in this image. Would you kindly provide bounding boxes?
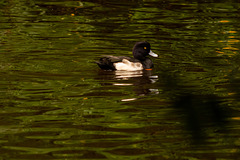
[1,0,240,159]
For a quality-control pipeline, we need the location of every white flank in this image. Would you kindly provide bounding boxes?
[114,59,143,71]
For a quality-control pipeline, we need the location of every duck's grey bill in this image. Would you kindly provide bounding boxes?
[149,50,158,57]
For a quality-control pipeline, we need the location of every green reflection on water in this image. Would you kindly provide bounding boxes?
[0,0,240,159]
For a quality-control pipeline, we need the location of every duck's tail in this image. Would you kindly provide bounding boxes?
[95,57,115,71]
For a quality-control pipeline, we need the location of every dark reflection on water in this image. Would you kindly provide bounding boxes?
[1,0,240,159]
[173,94,229,142]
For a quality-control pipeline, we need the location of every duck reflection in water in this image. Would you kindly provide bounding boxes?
[97,69,159,99]
[114,70,158,83]
[115,70,159,98]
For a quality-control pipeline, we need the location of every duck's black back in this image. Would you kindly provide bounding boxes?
[96,57,116,70]
[96,55,138,71]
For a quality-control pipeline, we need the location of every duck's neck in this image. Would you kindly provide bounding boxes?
[141,58,153,69]
[134,55,146,61]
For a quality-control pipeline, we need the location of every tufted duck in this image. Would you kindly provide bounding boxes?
[96,41,158,71]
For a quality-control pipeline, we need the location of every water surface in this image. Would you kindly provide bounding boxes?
[0,0,240,159]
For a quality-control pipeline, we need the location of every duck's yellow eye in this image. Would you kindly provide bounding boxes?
[144,47,147,49]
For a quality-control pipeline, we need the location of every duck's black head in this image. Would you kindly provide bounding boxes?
[132,41,158,60]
